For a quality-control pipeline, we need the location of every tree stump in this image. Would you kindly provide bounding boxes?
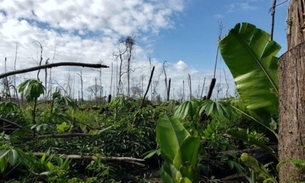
[279,42,305,182]
[278,1,305,182]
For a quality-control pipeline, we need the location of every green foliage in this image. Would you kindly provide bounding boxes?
[0,22,285,182]
[219,22,280,115]
[157,114,200,182]
[52,91,77,109]
[218,22,279,160]
[227,128,276,158]
[199,99,236,120]
[241,153,277,183]
[18,79,45,102]
[0,102,22,119]
[174,99,200,121]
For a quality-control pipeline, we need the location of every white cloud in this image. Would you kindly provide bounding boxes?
[0,0,235,101]
[175,60,188,72]
[227,1,260,13]
[0,0,196,100]
[214,14,224,20]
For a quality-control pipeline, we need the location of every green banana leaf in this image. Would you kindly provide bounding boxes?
[157,114,200,182]
[241,153,278,183]
[199,99,236,119]
[219,22,280,114]
[157,114,190,163]
[227,128,276,158]
[174,100,200,121]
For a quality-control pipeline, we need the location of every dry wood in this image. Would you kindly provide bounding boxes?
[270,0,277,40]
[33,152,146,167]
[0,117,22,128]
[0,62,109,79]
[286,0,305,49]
[138,66,155,110]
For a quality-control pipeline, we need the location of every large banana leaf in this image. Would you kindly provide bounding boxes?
[157,114,200,182]
[157,114,190,163]
[219,23,280,114]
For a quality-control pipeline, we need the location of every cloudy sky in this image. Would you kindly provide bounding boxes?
[0,0,289,100]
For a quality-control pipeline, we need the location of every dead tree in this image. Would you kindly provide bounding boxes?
[77,71,84,103]
[278,0,305,182]
[113,36,136,97]
[188,74,192,100]
[162,61,171,101]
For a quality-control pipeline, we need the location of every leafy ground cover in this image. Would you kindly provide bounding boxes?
[0,22,283,183]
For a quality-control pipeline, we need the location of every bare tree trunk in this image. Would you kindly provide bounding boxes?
[127,47,131,98]
[48,42,57,100]
[77,71,84,103]
[13,43,19,102]
[163,61,168,100]
[138,66,155,109]
[188,74,192,100]
[286,0,305,49]
[149,56,153,100]
[118,52,124,95]
[278,0,305,182]
[200,77,206,99]
[279,42,305,182]
[44,58,49,100]
[270,0,277,41]
[99,68,102,103]
[167,78,171,101]
[94,77,97,102]
[3,57,11,100]
[182,80,185,102]
[110,62,113,97]
[35,41,43,80]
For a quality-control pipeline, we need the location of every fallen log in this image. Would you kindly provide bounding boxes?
[0,62,109,79]
[32,152,146,167]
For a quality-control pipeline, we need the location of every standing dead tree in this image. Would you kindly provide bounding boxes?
[125,36,136,98]
[138,66,155,110]
[113,36,136,97]
[162,61,171,101]
[77,71,84,103]
[188,74,192,100]
[206,21,223,100]
[270,0,277,40]
[3,57,11,100]
[200,77,206,99]
[13,43,19,102]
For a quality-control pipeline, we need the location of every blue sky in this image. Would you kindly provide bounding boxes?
[153,0,288,71]
[0,0,289,100]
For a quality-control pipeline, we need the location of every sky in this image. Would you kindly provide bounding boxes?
[0,0,289,101]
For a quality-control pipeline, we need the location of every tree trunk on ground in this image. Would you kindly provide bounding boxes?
[278,0,305,182]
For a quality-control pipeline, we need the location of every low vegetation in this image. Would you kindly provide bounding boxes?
[1,22,302,183]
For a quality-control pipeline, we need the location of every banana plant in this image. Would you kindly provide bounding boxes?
[241,153,277,183]
[218,22,280,139]
[156,114,200,183]
[174,99,236,126]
